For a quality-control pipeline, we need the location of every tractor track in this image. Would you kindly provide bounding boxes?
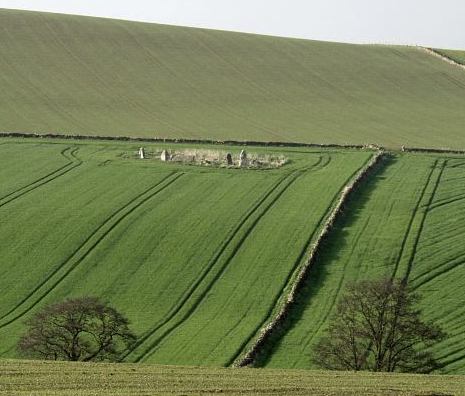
[128,154,331,362]
[0,147,82,208]
[0,172,183,329]
[390,159,441,278]
[402,160,447,281]
[231,151,386,367]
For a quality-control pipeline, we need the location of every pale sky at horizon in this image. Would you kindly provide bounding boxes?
[0,0,464,50]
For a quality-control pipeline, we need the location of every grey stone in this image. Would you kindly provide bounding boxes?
[161,150,170,162]
[239,150,247,167]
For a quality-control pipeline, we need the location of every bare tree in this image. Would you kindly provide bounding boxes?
[314,278,445,373]
[18,297,136,362]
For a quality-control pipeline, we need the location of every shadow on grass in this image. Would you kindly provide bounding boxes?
[255,154,398,367]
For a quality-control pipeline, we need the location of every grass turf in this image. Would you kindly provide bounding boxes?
[261,153,465,374]
[1,9,465,149]
[0,138,369,367]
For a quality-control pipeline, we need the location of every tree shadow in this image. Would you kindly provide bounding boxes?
[255,154,398,367]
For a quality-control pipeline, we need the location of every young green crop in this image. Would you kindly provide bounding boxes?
[1,9,465,149]
[0,139,369,367]
[263,154,465,374]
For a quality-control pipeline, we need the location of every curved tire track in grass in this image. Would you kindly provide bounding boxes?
[129,156,330,363]
[233,151,386,367]
[389,159,442,278]
[0,172,183,329]
[428,192,465,212]
[0,147,82,208]
[411,255,465,290]
[402,160,447,280]
[225,162,369,367]
[126,154,330,359]
[125,173,296,357]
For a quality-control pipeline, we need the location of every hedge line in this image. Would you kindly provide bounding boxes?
[0,131,372,150]
[2,132,464,155]
[233,150,388,367]
[402,146,465,155]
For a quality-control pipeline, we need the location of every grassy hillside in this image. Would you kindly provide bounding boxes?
[2,360,465,396]
[0,138,370,366]
[262,153,465,374]
[1,9,465,149]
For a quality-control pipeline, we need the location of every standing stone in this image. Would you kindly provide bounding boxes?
[160,149,170,162]
[239,150,247,167]
[160,150,169,161]
[138,147,145,159]
[226,153,233,166]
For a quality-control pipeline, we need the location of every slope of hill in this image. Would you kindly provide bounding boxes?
[2,359,465,396]
[261,153,465,374]
[1,9,465,149]
[0,138,370,366]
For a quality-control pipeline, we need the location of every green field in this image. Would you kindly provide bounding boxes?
[1,9,465,149]
[1,8,465,391]
[1,139,465,376]
[1,359,464,396]
[261,153,465,374]
[0,138,371,367]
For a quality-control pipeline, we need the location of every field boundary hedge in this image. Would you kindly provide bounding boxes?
[0,131,374,150]
[402,146,465,155]
[2,132,465,155]
[233,150,388,367]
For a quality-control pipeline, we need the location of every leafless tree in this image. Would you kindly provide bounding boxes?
[314,278,445,373]
[18,297,136,362]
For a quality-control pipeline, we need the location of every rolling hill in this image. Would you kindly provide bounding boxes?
[1,9,465,149]
[0,138,371,367]
[262,153,465,374]
[1,7,465,384]
[1,138,465,374]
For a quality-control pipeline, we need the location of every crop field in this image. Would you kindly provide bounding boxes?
[2,360,465,396]
[1,9,465,149]
[0,138,372,367]
[1,139,465,376]
[262,153,465,374]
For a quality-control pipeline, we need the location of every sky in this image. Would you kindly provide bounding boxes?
[0,0,464,50]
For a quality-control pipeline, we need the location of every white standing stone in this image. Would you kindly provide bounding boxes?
[138,147,145,159]
[239,150,247,167]
[161,149,170,162]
